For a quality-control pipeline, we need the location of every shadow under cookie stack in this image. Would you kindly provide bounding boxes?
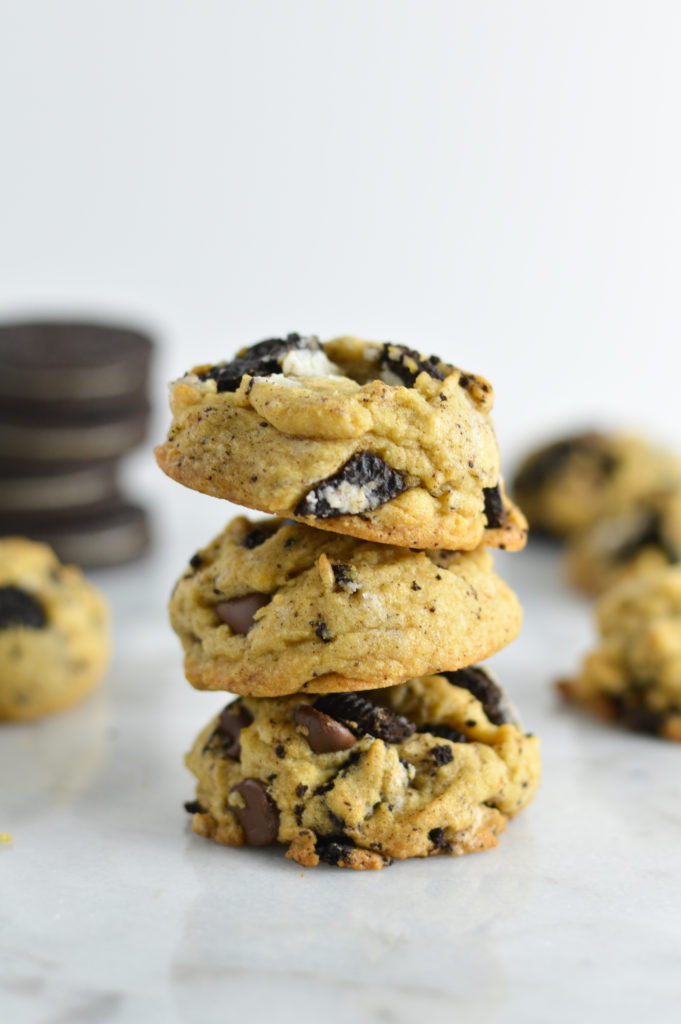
[156,335,541,870]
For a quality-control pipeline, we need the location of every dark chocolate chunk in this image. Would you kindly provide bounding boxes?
[229,779,280,846]
[217,703,254,759]
[313,692,415,743]
[183,799,204,814]
[443,666,510,725]
[380,343,445,387]
[294,452,406,519]
[293,704,357,753]
[196,333,313,392]
[215,593,270,633]
[482,484,506,529]
[431,744,454,766]
[315,834,357,866]
[418,722,468,744]
[0,586,47,630]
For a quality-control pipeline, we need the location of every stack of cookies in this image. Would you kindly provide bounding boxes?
[0,321,153,567]
[156,334,541,870]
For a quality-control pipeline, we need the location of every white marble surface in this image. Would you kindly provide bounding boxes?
[3,499,681,1024]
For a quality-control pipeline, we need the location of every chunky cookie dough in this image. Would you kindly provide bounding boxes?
[565,489,681,595]
[184,668,541,869]
[169,516,523,697]
[155,334,527,551]
[558,565,681,739]
[0,537,110,720]
[512,431,681,539]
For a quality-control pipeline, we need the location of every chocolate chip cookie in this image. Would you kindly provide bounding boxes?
[155,334,527,551]
[184,669,541,869]
[0,537,110,720]
[565,489,681,595]
[169,516,523,697]
[558,565,681,740]
[512,431,681,538]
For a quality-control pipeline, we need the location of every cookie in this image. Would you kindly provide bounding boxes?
[184,669,541,869]
[512,431,681,538]
[169,516,523,697]
[0,406,149,465]
[0,501,151,569]
[565,489,681,595]
[0,462,119,516]
[0,537,110,720]
[155,334,527,551]
[0,320,153,415]
[558,565,681,740]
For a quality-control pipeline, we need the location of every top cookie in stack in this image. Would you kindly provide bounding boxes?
[155,333,527,552]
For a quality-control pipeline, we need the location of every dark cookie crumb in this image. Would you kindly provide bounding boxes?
[275,744,286,759]
[431,744,454,766]
[0,586,47,631]
[314,692,415,743]
[380,343,445,387]
[331,563,360,594]
[189,553,203,570]
[428,827,452,852]
[482,484,506,529]
[411,581,421,591]
[183,799,204,814]
[612,697,665,736]
[514,433,619,493]
[196,333,313,392]
[315,834,358,866]
[418,722,468,744]
[294,451,406,518]
[314,619,334,643]
[295,783,308,798]
[241,526,273,550]
[443,666,511,725]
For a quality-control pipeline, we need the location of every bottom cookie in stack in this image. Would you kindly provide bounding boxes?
[184,667,541,870]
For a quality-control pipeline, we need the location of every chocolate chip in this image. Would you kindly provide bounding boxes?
[183,799,204,814]
[418,723,468,744]
[293,704,357,753]
[229,779,280,846]
[483,484,506,529]
[215,593,270,633]
[313,692,415,743]
[431,744,454,766]
[295,451,407,518]
[196,333,313,392]
[443,666,510,725]
[0,586,47,630]
[217,703,254,759]
[380,343,445,387]
[315,834,357,866]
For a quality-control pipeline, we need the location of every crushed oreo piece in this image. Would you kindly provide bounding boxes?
[380,343,445,387]
[431,744,454,766]
[514,433,618,493]
[293,704,357,753]
[189,553,203,570]
[183,799,204,814]
[443,666,510,726]
[217,702,254,759]
[313,692,415,743]
[314,619,334,643]
[0,586,47,630]
[196,333,314,392]
[611,510,680,565]
[418,722,468,744]
[331,563,360,594]
[612,698,665,736]
[315,834,357,866]
[429,827,452,851]
[229,779,280,846]
[483,484,506,529]
[241,526,274,550]
[295,452,406,519]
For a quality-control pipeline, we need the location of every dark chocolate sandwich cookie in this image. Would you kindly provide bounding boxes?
[0,320,153,415]
[0,406,149,464]
[0,462,119,516]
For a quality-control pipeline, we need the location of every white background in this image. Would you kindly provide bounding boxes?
[2,5,681,1023]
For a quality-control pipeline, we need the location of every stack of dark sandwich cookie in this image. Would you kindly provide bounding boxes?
[157,333,541,870]
[0,321,154,567]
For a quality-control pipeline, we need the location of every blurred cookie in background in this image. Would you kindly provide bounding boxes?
[0,319,155,567]
[558,564,681,740]
[565,489,681,596]
[0,537,110,720]
[512,431,681,539]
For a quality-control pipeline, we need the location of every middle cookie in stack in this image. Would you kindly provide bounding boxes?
[158,334,541,869]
